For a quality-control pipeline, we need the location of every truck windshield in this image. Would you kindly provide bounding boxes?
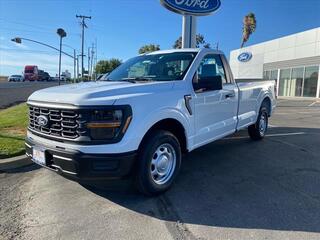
[104,52,197,82]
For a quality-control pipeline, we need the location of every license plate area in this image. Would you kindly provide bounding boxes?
[32,147,46,165]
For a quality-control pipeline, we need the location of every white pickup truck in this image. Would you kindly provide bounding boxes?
[26,48,276,195]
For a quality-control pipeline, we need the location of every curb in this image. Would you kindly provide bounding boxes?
[0,155,33,171]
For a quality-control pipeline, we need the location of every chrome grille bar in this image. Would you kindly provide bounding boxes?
[28,105,87,139]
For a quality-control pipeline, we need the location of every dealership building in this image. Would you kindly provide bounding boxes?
[230,27,320,98]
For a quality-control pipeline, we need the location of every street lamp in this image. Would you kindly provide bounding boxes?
[11,36,75,84]
[11,37,73,58]
[57,28,67,86]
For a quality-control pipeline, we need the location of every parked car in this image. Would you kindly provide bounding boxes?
[38,70,50,81]
[61,70,71,81]
[8,75,24,82]
[24,65,39,81]
[26,48,276,195]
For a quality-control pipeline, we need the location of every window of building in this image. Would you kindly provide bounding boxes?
[278,69,291,97]
[270,70,278,81]
[303,66,318,97]
[277,66,319,98]
[291,67,304,97]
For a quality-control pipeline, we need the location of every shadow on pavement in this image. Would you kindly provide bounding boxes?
[0,163,40,174]
[83,127,320,233]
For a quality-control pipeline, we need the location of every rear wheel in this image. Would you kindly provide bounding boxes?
[248,106,268,140]
[136,130,181,196]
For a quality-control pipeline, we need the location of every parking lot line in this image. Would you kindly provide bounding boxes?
[265,132,306,137]
[308,102,317,107]
[224,132,306,140]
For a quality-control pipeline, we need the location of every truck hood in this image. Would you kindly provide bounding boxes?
[28,81,174,106]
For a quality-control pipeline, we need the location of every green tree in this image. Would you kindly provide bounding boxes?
[241,12,257,48]
[95,58,122,74]
[138,44,160,54]
[173,34,211,49]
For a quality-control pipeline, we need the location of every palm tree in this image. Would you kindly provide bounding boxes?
[241,12,257,48]
[139,44,160,54]
[173,34,211,49]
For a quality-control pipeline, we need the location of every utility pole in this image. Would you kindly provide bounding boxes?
[94,38,97,80]
[76,56,79,82]
[76,15,91,79]
[88,47,91,80]
[90,43,94,80]
[73,49,76,83]
[77,54,81,82]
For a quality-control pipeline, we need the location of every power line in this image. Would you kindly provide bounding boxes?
[0,18,54,31]
[0,47,60,55]
[0,19,80,36]
[76,15,91,78]
[1,27,80,37]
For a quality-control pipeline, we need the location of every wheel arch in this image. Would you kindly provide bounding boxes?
[138,118,188,154]
[261,96,272,116]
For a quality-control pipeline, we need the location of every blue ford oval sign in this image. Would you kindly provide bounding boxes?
[160,0,221,16]
[238,52,252,62]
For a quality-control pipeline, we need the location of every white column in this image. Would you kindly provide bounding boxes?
[182,15,197,48]
[276,69,280,97]
[316,65,320,98]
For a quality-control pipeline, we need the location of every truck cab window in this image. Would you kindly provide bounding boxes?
[106,52,197,82]
[193,54,227,92]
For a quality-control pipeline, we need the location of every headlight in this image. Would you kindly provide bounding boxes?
[87,107,132,141]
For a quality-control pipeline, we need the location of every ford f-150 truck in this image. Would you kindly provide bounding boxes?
[26,48,276,195]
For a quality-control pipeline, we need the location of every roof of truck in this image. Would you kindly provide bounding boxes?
[145,48,224,55]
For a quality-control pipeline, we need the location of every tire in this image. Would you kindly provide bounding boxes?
[136,130,182,196]
[248,106,268,140]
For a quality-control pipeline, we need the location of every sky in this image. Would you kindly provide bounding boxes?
[0,0,319,76]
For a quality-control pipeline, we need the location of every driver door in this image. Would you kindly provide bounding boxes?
[193,54,238,147]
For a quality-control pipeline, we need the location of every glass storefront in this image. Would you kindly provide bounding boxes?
[278,69,291,97]
[303,66,318,97]
[265,66,319,98]
[291,67,304,97]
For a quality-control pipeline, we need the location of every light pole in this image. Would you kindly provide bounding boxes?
[11,37,73,58]
[76,56,80,81]
[57,28,67,86]
[11,36,75,84]
[63,44,77,83]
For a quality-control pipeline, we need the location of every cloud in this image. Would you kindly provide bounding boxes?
[0,49,74,76]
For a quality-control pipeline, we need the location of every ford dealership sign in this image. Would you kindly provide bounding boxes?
[160,0,221,16]
[238,52,252,62]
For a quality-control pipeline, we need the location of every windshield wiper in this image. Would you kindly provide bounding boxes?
[120,78,137,83]
[103,78,137,83]
[121,77,155,83]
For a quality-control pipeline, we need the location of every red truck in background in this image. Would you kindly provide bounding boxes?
[24,65,39,81]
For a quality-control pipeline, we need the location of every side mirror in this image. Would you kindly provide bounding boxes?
[194,75,223,92]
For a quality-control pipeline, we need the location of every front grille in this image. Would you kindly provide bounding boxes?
[28,105,87,139]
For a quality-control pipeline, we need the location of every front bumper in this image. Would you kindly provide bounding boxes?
[25,138,137,181]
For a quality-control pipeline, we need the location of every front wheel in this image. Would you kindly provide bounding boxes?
[248,107,268,140]
[136,130,182,196]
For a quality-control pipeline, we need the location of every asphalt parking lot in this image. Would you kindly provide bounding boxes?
[0,82,59,109]
[1,99,320,240]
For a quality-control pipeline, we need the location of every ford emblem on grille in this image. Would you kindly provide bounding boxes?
[36,115,49,127]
